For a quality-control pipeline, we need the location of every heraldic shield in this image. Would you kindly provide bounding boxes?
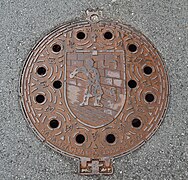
[64,50,126,128]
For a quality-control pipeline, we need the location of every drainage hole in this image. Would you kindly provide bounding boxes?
[106,134,116,144]
[128,44,137,52]
[37,67,46,76]
[53,80,62,89]
[128,80,137,88]
[145,93,154,102]
[144,66,153,75]
[49,119,59,129]
[76,134,85,144]
[132,118,141,128]
[77,32,86,40]
[52,44,61,52]
[104,31,113,39]
[35,94,45,103]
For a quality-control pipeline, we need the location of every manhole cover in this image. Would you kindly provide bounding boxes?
[20,10,169,175]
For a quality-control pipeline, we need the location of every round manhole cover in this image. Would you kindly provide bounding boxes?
[20,10,169,175]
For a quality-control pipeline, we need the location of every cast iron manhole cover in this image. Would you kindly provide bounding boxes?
[20,10,169,175]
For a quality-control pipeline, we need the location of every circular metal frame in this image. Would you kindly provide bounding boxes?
[20,10,169,175]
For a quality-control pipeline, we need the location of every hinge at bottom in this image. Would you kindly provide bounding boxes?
[79,157,113,175]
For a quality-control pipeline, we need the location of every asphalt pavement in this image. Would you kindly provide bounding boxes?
[0,0,187,179]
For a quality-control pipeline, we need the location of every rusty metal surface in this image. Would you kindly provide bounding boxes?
[20,10,169,175]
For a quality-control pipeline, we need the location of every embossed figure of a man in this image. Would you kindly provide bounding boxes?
[70,59,103,107]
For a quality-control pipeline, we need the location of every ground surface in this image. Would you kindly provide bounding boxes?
[0,0,187,179]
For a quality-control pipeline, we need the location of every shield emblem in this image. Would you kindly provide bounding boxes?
[64,50,126,128]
